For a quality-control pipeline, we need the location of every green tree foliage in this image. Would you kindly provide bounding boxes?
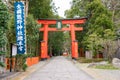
[65,0,116,61]
[14,54,27,71]
[102,0,120,41]
[5,14,16,57]
[48,32,64,56]
[65,0,89,18]
[26,14,40,56]
[85,0,116,60]
[0,0,9,67]
[48,31,71,56]
[29,0,56,19]
[7,14,16,43]
[102,29,117,62]
[63,31,71,54]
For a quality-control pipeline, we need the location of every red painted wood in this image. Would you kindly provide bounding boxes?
[70,24,76,41]
[43,24,48,42]
[45,24,48,59]
[41,42,45,58]
[41,24,48,59]
[74,42,78,58]
[70,24,78,58]
[39,27,83,31]
[71,42,75,58]
[37,18,86,25]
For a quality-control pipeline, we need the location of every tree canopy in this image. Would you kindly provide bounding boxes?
[65,0,118,61]
[29,0,56,19]
[0,0,9,67]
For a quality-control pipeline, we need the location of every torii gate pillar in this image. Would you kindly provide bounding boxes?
[70,24,78,59]
[41,24,48,60]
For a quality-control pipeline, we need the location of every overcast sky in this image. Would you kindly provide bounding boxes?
[53,0,72,18]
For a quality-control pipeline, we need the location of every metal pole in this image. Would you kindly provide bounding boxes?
[10,43,12,72]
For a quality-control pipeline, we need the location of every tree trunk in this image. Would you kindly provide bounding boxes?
[25,0,29,18]
[112,9,115,22]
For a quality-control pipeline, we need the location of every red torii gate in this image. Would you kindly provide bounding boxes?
[37,18,87,60]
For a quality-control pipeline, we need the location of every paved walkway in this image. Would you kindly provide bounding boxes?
[11,60,49,80]
[24,56,95,80]
[0,71,19,80]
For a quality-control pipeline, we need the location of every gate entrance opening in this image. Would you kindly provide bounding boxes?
[37,18,87,60]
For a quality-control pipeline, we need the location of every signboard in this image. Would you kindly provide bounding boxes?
[12,44,17,56]
[56,21,62,29]
[14,2,26,54]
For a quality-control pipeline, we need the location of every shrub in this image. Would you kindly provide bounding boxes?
[22,64,28,71]
[14,54,27,72]
[77,57,104,63]
[95,64,119,70]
